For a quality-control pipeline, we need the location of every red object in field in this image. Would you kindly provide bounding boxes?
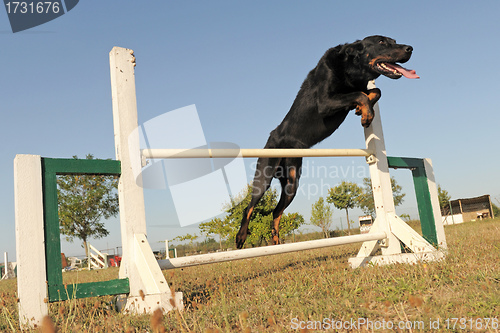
[61,253,68,268]
[108,256,122,267]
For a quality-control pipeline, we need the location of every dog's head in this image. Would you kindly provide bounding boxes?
[345,35,419,80]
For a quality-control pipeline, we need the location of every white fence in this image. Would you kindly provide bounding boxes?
[88,244,108,269]
[442,214,464,225]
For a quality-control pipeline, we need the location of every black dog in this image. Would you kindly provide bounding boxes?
[235,35,418,249]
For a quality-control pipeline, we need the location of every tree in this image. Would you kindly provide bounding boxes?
[492,203,500,219]
[358,177,405,217]
[57,155,119,257]
[212,184,304,247]
[491,197,499,218]
[327,181,362,235]
[174,233,198,246]
[437,184,451,215]
[310,197,333,238]
[199,217,232,249]
[279,212,305,241]
[400,213,411,222]
[223,185,277,247]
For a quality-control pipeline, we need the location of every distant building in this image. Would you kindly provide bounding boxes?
[442,195,494,225]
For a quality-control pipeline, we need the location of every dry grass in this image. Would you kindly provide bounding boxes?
[1,218,500,332]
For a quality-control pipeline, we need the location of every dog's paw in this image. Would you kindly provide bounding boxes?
[361,111,374,128]
[235,231,247,249]
[361,107,375,128]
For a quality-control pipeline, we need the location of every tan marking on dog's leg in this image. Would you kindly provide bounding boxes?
[366,91,379,103]
[272,214,282,245]
[246,207,254,221]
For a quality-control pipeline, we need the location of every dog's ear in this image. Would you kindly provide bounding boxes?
[344,41,365,64]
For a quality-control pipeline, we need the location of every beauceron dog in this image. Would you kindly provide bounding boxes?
[236,35,418,249]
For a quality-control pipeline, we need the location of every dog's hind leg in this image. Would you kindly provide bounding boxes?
[236,156,280,249]
[271,158,302,245]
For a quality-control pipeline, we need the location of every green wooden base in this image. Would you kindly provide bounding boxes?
[387,156,438,247]
[48,278,130,302]
[41,158,129,302]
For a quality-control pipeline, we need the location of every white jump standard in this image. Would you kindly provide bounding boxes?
[112,46,445,303]
[14,46,446,329]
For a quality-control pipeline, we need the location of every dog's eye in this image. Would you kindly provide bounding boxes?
[378,39,386,45]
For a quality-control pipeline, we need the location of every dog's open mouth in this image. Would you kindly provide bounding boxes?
[377,62,419,79]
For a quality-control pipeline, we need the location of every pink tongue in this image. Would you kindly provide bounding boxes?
[384,63,420,79]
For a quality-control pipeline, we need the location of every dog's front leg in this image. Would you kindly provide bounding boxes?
[318,89,381,128]
[354,88,381,128]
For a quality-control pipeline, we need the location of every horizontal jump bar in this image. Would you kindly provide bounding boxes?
[158,231,386,270]
[142,148,374,159]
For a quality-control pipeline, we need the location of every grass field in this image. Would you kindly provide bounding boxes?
[1,218,500,332]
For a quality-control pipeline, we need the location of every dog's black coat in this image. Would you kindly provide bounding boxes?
[236,36,415,248]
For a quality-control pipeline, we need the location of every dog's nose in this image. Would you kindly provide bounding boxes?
[405,46,413,53]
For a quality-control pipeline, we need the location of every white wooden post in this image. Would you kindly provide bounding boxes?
[349,82,443,267]
[88,244,91,270]
[110,46,182,313]
[165,240,169,259]
[14,155,48,329]
[2,252,7,279]
[356,81,401,257]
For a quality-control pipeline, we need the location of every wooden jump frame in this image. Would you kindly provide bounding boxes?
[14,46,446,329]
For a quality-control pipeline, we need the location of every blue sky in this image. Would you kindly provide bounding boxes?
[1,1,499,257]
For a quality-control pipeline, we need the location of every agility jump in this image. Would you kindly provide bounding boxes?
[14,46,446,329]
